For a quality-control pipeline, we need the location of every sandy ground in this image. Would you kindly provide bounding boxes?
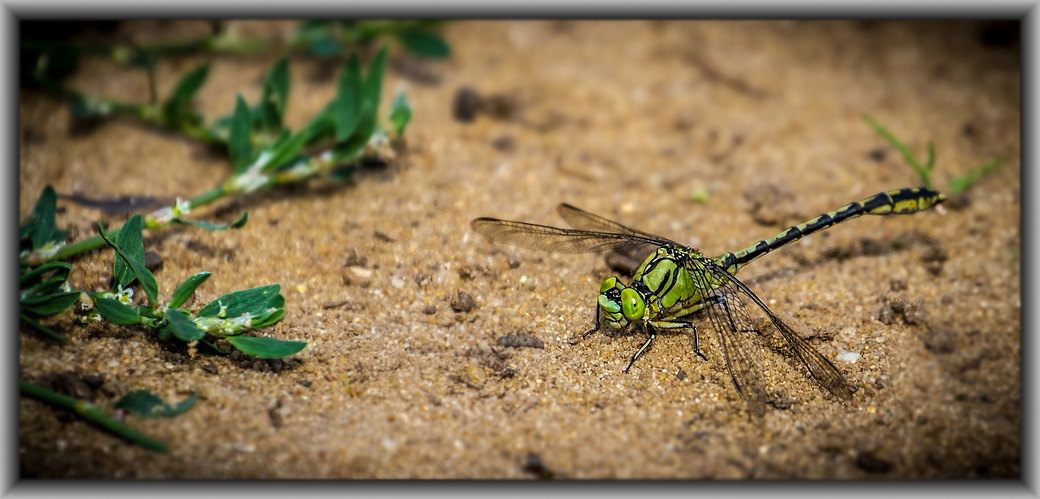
[18,20,1020,479]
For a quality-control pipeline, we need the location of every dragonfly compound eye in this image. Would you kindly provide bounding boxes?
[620,287,646,321]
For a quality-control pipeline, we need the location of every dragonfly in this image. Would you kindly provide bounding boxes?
[471,187,945,416]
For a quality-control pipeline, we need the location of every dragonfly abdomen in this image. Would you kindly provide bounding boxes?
[719,187,945,271]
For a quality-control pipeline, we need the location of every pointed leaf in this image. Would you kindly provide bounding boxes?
[362,46,388,128]
[98,222,158,307]
[198,284,283,318]
[171,211,249,231]
[115,390,198,418]
[161,63,210,122]
[227,335,307,359]
[24,186,58,249]
[260,58,290,131]
[113,215,146,288]
[334,55,362,142]
[397,30,450,58]
[165,309,205,342]
[169,272,211,309]
[261,130,310,172]
[229,95,254,174]
[95,297,142,325]
[21,291,79,316]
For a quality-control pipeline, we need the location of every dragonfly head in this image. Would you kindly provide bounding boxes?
[597,276,647,330]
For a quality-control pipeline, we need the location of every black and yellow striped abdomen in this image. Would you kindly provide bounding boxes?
[718,187,945,272]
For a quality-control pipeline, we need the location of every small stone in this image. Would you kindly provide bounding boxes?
[522,452,555,480]
[924,327,957,354]
[464,363,486,387]
[453,87,483,122]
[497,333,545,349]
[390,276,405,289]
[144,251,163,272]
[450,291,475,313]
[867,148,887,163]
[856,451,892,474]
[491,135,516,152]
[837,351,861,363]
[507,254,521,269]
[422,304,437,315]
[342,266,373,287]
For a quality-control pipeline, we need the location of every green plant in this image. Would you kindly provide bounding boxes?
[862,113,1004,194]
[291,20,451,59]
[20,380,169,453]
[86,214,304,358]
[23,48,410,267]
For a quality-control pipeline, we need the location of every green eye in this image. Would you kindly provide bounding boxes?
[599,276,618,293]
[620,288,645,320]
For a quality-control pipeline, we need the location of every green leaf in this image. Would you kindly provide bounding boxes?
[21,291,79,316]
[259,58,290,131]
[333,100,376,161]
[229,95,254,174]
[161,63,210,123]
[950,158,1004,194]
[300,103,335,146]
[334,55,363,143]
[362,46,389,129]
[261,130,310,172]
[169,272,211,309]
[227,335,307,359]
[397,30,451,58]
[98,222,158,307]
[388,92,412,136]
[862,114,932,189]
[115,390,198,418]
[20,313,67,342]
[172,211,249,231]
[113,215,146,289]
[95,297,142,325]
[165,309,205,342]
[198,284,284,319]
[23,186,58,249]
[21,261,72,288]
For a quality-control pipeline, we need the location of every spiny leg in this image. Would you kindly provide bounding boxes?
[622,323,657,373]
[570,305,601,345]
[650,319,708,361]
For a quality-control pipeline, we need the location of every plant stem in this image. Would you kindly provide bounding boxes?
[19,379,169,453]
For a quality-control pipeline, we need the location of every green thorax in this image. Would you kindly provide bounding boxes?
[630,247,725,317]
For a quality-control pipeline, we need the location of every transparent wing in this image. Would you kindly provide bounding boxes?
[689,266,769,416]
[470,217,667,254]
[556,204,681,274]
[701,259,854,402]
[557,204,680,246]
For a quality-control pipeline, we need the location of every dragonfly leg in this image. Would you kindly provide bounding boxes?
[570,305,600,345]
[650,319,708,361]
[622,326,657,373]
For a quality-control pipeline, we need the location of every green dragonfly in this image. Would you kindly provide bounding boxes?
[471,187,945,416]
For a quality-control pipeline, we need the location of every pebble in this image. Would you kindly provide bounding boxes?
[497,333,545,349]
[343,266,373,287]
[422,304,437,315]
[450,291,475,313]
[390,276,406,289]
[837,351,861,363]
